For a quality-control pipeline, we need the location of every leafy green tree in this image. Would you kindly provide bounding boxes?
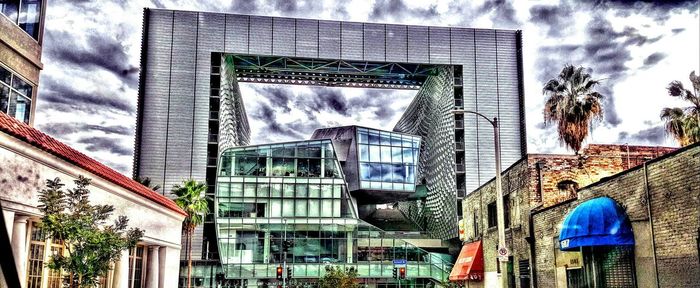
[319,266,360,288]
[661,71,700,146]
[38,176,144,288]
[543,65,604,153]
[133,176,161,192]
[172,179,209,288]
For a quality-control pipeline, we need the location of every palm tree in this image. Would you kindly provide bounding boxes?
[172,180,209,288]
[133,176,161,192]
[660,71,700,146]
[543,65,604,153]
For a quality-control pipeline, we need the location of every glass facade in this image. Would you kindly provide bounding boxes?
[356,127,420,191]
[0,0,42,40]
[215,140,452,283]
[0,64,32,123]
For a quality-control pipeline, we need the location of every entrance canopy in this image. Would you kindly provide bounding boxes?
[559,197,635,251]
[449,240,484,282]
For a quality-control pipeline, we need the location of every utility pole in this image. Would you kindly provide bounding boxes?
[452,110,508,288]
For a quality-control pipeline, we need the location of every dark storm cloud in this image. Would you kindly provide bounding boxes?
[250,103,319,142]
[40,76,135,114]
[529,4,574,37]
[44,31,139,88]
[617,126,666,144]
[369,0,439,21]
[478,0,521,29]
[295,88,351,117]
[643,52,667,67]
[253,86,293,113]
[39,122,132,137]
[77,136,132,156]
[596,0,700,22]
[671,28,685,34]
[228,0,258,13]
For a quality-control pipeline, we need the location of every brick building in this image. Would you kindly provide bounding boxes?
[0,0,46,125]
[532,143,700,288]
[455,144,676,287]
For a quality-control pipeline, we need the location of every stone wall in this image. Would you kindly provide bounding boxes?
[532,143,700,288]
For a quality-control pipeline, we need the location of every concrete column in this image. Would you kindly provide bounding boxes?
[2,210,14,239]
[158,246,181,288]
[11,215,29,288]
[263,231,270,263]
[145,246,159,288]
[112,249,130,288]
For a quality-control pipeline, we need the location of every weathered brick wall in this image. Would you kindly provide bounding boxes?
[532,144,700,287]
[461,144,677,287]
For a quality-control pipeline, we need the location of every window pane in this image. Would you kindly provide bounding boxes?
[391,134,402,146]
[0,0,19,23]
[18,0,41,39]
[321,200,333,217]
[321,185,333,198]
[0,66,11,84]
[392,164,405,183]
[309,184,320,198]
[369,163,382,181]
[8,93,30,124]
[324,159,340,178]
[283,200,294,217]
[271,158,295,176]
[283,184,295,197]
[333,185,341,198]
[1,85,9,114]
[257,183,269,197]
[358,131,368,144]
[381,164,392,182]
[333,200,341,217]
[270,200,282,217]
[10,75,31,97]
[308,200,320,217]
[359,144,369,162]
[295,200,307,217]
[231,183,243,197]
[391,146,402,163]
[244,183,256,197]
[369,145,380,162]
[359,163,371,180]
[270,183,282,197]
[380,146,391,163]
[294,183,307,197]
[218,183,230,197]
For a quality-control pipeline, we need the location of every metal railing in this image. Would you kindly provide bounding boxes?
[454,99,463,107]
[455,163,465,172]
[454,120,464,129]
[455,141,465,150]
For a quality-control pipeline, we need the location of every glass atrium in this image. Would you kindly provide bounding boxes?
[215,139,451,283]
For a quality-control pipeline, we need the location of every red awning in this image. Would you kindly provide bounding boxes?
[449,240,484,282]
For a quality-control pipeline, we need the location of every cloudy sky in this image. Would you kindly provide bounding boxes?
[34,0,699,174]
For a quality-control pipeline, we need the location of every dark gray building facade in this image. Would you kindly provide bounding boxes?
[133,8,526,284]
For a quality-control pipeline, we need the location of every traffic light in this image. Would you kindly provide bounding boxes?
[287,267,293,279]
[399,267,406,279]
[276,266,283,280]
[392,267,398,279]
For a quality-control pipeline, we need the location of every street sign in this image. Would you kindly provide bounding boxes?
[393,259,407,265]
[497,246,509,262]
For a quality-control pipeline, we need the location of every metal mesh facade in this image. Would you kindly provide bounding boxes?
[394,66,458,240]
[133,8,526,266]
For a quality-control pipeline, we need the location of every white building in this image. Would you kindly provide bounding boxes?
[0,112,186,288]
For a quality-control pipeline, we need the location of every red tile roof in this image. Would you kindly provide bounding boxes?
[0,113,187,217]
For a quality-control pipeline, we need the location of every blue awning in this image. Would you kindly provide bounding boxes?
[559,197,635,251]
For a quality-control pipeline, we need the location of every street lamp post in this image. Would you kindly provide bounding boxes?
[453,109,508,288]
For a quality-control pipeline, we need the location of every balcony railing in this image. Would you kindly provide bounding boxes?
[455,141,465,151]
[209,111,219,120]
[208,134,218,143]
[454,99,463,107]
[454,120,464,129]
[455,163,465,172]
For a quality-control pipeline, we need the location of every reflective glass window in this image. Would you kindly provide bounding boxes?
[297,158,321,177]
[271,158,295,176]
[360,163,371,180]
[308,200,320,217]
[283,184,295,197]
[368,132,379,144]
[282,199,294,217]
[295,183,308,197]
[217,183,230,197]
[231,183,243,197]
[380,146,391,163]
[309,184,320,198]
[324,159,340,178]
[369,145,380,162]
[295,200,307,217]
[10,94,30,124]
[321,185,333,198]
[391,146,403,163]
[256,183,269,197]
[271,146,295,157]
[270,200,281,217]
[321,200,333,217]
[243,183,256,197]
[235,156,266,176]
[359,145,369,162]
[369,163,382,181]
[0,0,19,23]
[270,183,282,197]
[358,131,368,144]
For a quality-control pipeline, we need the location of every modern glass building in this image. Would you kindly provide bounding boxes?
[214,139,452,286]
[134,8,526,287]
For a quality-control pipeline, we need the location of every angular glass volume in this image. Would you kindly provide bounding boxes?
[356,127,420,191]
